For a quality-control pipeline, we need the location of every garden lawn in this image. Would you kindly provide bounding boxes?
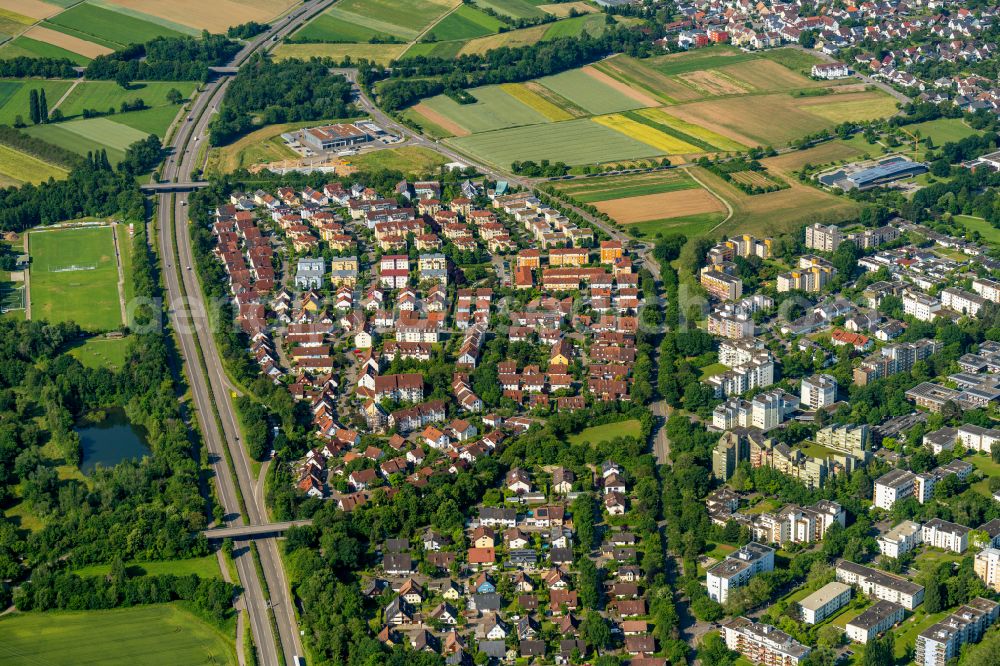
[624,212,726,240]
[445,117,666,168]
[44,2,184,48]
[894,609,950,659]
[902,118,978,146]
[73,554,222,579]
[28,225,123,330]
[56,81,194,119]
[954,215,1000,246]
[567,418,642,445]
[0,603,236,666]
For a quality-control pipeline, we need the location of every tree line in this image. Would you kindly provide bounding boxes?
[0,126,81,170]
[85,34,241,84]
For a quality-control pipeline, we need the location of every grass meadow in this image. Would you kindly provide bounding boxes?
[0,603,236,666]
[44,3,184,49]
[67,335,131,370]
[567,419,643,445]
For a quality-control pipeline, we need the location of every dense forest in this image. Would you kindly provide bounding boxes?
[209,56,357,146]
[85,34,241,83]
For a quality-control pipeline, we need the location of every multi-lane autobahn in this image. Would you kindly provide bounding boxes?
[155,2,339,664]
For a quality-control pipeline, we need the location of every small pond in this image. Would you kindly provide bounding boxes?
[78,407,152,474]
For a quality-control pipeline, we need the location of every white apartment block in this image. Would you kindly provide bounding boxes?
[798,582,851,625]
[921,518,969,554]
[955,424,1000,453]
[846,600,905,644]
[974,547,1000,592]
[914,599,999,666]
[800,374,837,409]
[805,223,843,252]
[752,500,845,547]
[712,398,751,430]
[722,618,811,665]
[706,542,774,603]
[878,521,922,558]
[751,389,799,431]
[972,278,1000,303]
[707,310,755,339]
[836,559,925,610]
[941,287,987,318]
[903,289,941,322]
[873,469,936,510]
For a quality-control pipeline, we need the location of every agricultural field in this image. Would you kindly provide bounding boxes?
[44,2,185,50]
[473,0,546,20]
[0,142,67,183]
[102,0,297,33]
[500,83,575,121]
[293,0,458,43]
[420,85,550,134]
[0,603,236,666]
[28,224,124,330]
[425,3,504,41]
[536,68,649,115]
[0,5,33,41]
[901,117,978,146]
[0,35,90,64]
[73,554,222,579]
[553,169,700,203]
[595,187,726,224]
[445,117,666,168]
[593,113,701,154]
[26,117,152,165]
[457,23,550,55]
[55,81,194,120]
[401,40,466,60]
[0,79,72,126]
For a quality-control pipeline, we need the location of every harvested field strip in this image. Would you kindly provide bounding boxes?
[730,171,775,187]
[595,188,725,223]
[717,59,818,92]
[473,0,545,20]
[592,55,693,104]
[103,0,295,33]
[581,65,660,108]
[676,69,752,97]
[409,103,468,137]
[23,24,113,57]
[521,81,587,117]
[637,108,746,151]
[0,36,90,64]
[0,0,59,20]
[799,92,899,123]
[622,110,714,152]
[556,172,697,203]
[90,0,199,35]
[500,83,572,121]
[592,114,699,154]
[538,2,594,17]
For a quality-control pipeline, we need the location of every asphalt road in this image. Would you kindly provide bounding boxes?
[155,2,340,664]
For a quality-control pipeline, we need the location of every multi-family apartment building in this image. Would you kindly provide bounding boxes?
[972,278,1000,302]
[846,600,905,644]
[706,340,775,398]
[752,500,846,546]
[805,223,843,252]
[835,559,925,610]
[707,235,772,264]
[798,582,852,625]
[700,262,743,301]
[921,518,969,554]
[974,547,1000,591]
[706,542,775,603]
[854,338,940,385]
[800,374,837,409]
[903,289,942,321]
[777,255,836,293]
[941,287,988,317]
[721,617,811,665]
[914,598,999,666]
[712,390,798,432]
[878,520,922,558]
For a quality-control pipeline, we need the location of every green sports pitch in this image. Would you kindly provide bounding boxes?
[28,225,124,331]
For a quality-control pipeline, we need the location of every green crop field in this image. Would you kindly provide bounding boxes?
[29,225,123,331]
[402,40,466,60]
[647,46,758,76]
[567,419,643,445]
[56,81,194,120]
[45,3,184,49]
[0,144,68,184]
[292,12,394,43]
[47,116,149,152]
[24,122,126,165]
[427,4,504,41]
[446,117,666,168]
[625,211,726,239]
[110,104,181,136]
[536,68,647,115]
[67,335,131,370]
[0,36,91,64]
[542,13,607,39]
[296,0,455,42]
[422,85,549,133]
[0,79,73,126]
[473,0,546,20]
[73,554,222,579]
[555,170,698,202]
[0,603,236,666]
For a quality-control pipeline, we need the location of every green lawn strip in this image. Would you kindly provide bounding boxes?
[0,143,67,184]
[954,215,1000,246]
[402,40,466,59]
[566,418,642,445]
[111,104,182,137]
[57,81,195,119]
[542,13,606,39]
[621,109,716,151]
[0,603,236,666]
[757,47,823,74]
[893,609,951,658]
[72,554,223,579]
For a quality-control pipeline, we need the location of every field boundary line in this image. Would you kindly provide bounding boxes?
[683,166,733,232]
[50,78,82,114]
[111,223,127,326]
[413,0,464,43]
[22,231,30,320]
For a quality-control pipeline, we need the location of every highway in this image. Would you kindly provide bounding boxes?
[155,2,340,664]
[203,520,314,540]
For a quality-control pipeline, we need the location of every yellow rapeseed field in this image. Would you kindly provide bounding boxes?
[591,114,700,154]
[500,83,573,122]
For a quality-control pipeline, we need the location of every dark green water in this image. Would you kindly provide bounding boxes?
[78,408,151,474]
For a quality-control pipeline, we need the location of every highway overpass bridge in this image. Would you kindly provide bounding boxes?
[202,520,313,540]
[141,181,210,193]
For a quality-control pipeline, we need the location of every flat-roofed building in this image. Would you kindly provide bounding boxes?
[805,223,843,252]
[722,617,811,666]
[706,542,775,603]
[798,582,851,625]
[922,518,969,554]
[878,520,922,558]
[974,547,1000,592]
[874,468,916,510]
[846,600,905,644]
[836,559,925,610]
[914,598,999,666]
[801,374,837,409]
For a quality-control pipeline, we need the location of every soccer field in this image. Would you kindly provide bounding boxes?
[0,603,236,666]
[29,225,124,331]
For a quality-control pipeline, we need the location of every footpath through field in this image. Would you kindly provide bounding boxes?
[111,223,127,326]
